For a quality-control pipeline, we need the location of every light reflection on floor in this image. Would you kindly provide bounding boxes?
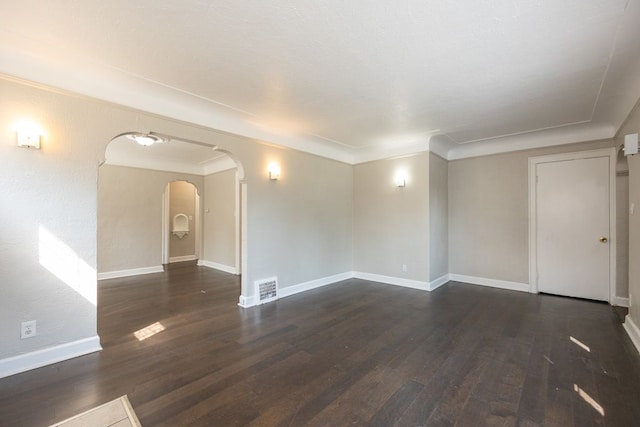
[133,322,166,341]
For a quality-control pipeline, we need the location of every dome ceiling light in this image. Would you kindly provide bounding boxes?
[125,132,167,147]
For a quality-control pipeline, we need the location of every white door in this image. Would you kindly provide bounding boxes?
[535,156,611,301]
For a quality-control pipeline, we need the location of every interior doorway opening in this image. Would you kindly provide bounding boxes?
[162,180,200,266]
[99,131,247,305]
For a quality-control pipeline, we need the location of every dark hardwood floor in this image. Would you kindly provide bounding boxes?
[1,266,640,426]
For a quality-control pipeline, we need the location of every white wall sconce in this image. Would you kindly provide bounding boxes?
[268,163,281,180]
[395,174,407,187]
[624,133,639,156]
[16,123,42,149]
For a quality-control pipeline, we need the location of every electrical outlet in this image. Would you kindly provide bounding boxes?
[21,320,36,339]
[402,264,408,273]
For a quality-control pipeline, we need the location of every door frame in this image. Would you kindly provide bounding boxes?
[162,181,201,264]
[528,148,616,302]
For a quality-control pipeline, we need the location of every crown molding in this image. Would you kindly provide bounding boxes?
[446,122,615,161]
[0,46,356,164]
[0,45,633,166]
[202,156,238,175]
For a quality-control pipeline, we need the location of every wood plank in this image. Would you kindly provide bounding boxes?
[0,270,639,426]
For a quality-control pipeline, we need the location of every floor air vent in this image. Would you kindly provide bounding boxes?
[256,277,278,304]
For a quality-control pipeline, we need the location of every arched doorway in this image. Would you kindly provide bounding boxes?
[98,131,247,303]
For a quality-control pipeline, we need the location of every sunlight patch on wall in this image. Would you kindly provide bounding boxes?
[134,322,166,341]
[38,225,96,305]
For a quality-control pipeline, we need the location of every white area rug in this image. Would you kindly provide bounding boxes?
[49,395,141,427]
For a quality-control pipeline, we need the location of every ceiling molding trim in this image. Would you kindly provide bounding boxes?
[0,49,627,166]
[446,122,614,161]
[591,0,640,133]
[428,135,455,160]
[0,49,355,164]
[104,155,205,176]
[202,156,238,176]
[351,139,432,164]
[105,145,237,176]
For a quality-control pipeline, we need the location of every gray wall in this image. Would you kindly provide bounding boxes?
[354,153,430,282]
[236,145,354,289]
[617,100,640,325]
[203,169,237,269]
[448,139,617,286]
[0,79,123,359]
[98,165,203,272]
[169,180,197,259]
[2,71,635,368]
[0,76,354,362]
[616,171,629,301]
[429,153,448,281]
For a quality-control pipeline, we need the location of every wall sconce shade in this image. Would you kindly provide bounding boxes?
[268,163,281,180]
[624,133,639,156]
[16,125,41,149]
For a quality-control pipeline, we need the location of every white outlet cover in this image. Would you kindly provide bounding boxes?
[21,320,36,339]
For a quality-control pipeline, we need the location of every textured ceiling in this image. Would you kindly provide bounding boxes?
[1,0,640,162]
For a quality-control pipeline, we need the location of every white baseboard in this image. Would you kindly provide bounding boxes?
[169,255,197,263]
[238,271,354,308]
[0,336,102,379]
[428,274,450,291]
[238,271,452,308]
[279,272,354,299]
[98,266,164,280]
[623,315,640,354]
[612,296,630,307]
[238,294,256,308]
[237,271,529,308]
[353,272,451,291]
[448,274,529,293]
[199,260,239,275]
[353,272,430,291]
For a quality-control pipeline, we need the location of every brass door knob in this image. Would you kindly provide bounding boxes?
[599,237,608,243]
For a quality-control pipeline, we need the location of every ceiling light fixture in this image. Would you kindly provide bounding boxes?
[125,132,166,147]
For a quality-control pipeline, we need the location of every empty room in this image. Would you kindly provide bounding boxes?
[1,1,640,426]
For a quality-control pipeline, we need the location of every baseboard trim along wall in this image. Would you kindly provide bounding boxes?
[237,271,454,308]
[448,274,529,293]
[352,272,452,291]
[97,266,164,280]
[0,336,102,379]
[237,294,255,308]
[353,272,430,291]
[237,271,533,309]
[198,260,239,275]
[279,272,354,299]
[238,272,354,308]
[623,315,640,354]
[169,255,197,263]
[428,274,450,291]
[612,296,630,308]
